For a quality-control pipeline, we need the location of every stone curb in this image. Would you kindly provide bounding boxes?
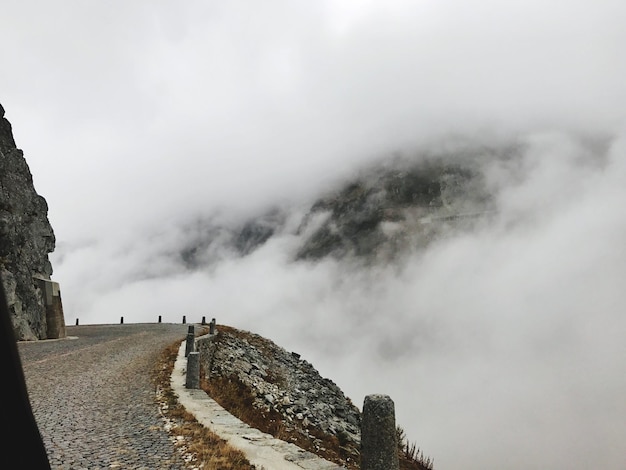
[171,340,344,470]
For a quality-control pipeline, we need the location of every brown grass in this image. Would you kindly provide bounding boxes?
[152,334,256,470]
[154,324,435,469]
[397,426,435,470]
[200,325,361,469]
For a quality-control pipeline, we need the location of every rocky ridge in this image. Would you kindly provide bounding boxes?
[293,148,499,263]
[0,103,56,340]
[177,140,510,270]
[198,325,362,466]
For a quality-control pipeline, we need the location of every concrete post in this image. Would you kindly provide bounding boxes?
[33,277,67,339]
[185,352,200,389]
[209,317,216,335]
[185,325,195,357]
[120,317,124,324]
[361,394,400,470]
[158,315,162,323]
[182,315,186,324]
[201,316,206,325]
[75,319,79,326]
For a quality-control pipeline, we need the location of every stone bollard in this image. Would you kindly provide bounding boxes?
[120,316,124,324]
[182,315,186,324]
[185,352,200,389]
[361,394,400,470]
[33,277,67,339]
[185,325,195,357]
[201,316,206,325]
[158,315,162,323]
[209,321,215,335]
[75,318,79,326]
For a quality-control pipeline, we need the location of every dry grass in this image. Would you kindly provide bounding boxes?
[200,325,357,469]
[397,427,435,470]
[203,325,436,469]
[152,334,256,470]
[201,373,360,469]
[153,324,435,469]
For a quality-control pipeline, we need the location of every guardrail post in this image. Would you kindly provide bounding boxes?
[185,352,200,389]
[361,394,400,470]
[185,325,195,357]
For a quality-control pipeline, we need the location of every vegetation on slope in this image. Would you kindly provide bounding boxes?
[152,335,255,469]
[201,325,434,470]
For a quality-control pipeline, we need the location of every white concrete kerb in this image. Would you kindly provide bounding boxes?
[171,340,343,470]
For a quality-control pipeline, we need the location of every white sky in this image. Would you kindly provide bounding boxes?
[2,1,626,468]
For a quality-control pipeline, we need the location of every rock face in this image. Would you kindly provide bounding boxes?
[295,150,499,263]
[0,103,56,340]
[198,326,362,465]
[176,142,506,271]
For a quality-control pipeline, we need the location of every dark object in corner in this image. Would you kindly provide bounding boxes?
[0,276,51,468]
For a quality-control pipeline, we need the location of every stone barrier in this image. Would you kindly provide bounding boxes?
[195,327,219,380]
[33,276,66,339]
[361,394,399,470]
[185,351,200,389]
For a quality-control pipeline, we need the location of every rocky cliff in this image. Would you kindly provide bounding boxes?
[177,140,508,269]
[0,103,56,340]
[197,325,433,469]
[294,148,499,263]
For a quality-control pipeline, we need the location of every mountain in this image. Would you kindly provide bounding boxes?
[177,137,518,269]
[0,103,57,340]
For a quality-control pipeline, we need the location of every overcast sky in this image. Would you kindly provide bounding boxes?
[2,1,626,468]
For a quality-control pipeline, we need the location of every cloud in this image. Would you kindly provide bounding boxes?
[2,1,625,467]
[52,130,626,468]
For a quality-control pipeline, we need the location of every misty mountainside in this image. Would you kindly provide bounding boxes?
[177,138,525,269]
[0,103,56,340]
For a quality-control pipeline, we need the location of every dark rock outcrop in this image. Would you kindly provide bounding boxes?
[0,104,56,340]
[295,150,499,263]
[175,141,515,270]
[198,326,362,465]
[197,325,435,469]
[179,209,287,269]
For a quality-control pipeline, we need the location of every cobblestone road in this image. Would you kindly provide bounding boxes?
[18,323,192,470]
